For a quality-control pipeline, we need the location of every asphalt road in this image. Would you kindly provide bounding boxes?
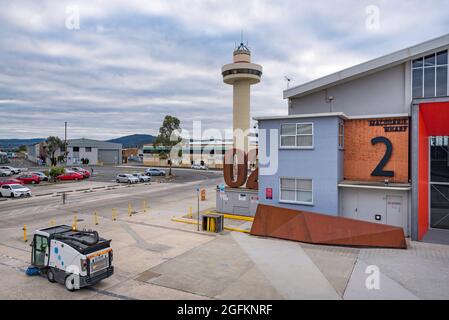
[0,163,221,184]
[0,171,223,228]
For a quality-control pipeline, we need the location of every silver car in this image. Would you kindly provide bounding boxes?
[0,166,20,174]
[132,173,151,183]
[0,168,12,177]
[116,174,139,184]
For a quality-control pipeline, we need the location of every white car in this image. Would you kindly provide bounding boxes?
[191,164,208,170]
[132,173,151,182]
[0,166,20,174]
[116,174,139,184]
[0,168,12,177]
[0,184,32,198]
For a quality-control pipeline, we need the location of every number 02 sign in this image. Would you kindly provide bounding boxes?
[223,148,258,190]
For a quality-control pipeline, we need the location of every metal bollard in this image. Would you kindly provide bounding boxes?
[62,192,66,205]
[23,224,27,242]
[94,211,99,225]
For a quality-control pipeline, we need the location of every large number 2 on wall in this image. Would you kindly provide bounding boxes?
[371,136,394,177]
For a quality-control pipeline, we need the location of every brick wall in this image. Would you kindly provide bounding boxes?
[344,117,409,183]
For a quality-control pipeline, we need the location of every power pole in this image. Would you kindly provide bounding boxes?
[65,121,68,166]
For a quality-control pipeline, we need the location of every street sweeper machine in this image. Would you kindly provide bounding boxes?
[29,225,114,291]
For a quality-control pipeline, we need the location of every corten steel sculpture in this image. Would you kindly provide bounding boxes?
[250,204,407,249]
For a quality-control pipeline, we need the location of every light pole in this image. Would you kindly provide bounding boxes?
[64,121,68,166]
[196,187,200,231]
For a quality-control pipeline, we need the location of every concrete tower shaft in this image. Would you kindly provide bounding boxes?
[222,43,262,150]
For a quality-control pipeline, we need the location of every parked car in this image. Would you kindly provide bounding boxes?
[0,184,31,198]
[16,173,40,184]
[70,167,91,178]
[0,168,12,177]
[132,173,151,183]
[0,179,21,186]
[145,168,166,176]
[191,164,208,170]
[116,174,139,184]
[0,166,20,174]
[31,172,49,182]
[56,171,84,181]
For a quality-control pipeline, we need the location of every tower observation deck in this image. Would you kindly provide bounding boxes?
[222,42,262,151]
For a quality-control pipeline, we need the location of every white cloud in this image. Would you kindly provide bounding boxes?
[0,0,448,139]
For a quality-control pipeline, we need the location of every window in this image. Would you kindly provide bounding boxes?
[73,147,80,152]
[85,147,92,152]
[338,121,344,149]
[412,50,448,98]
[280,178,313,205]
[280,123,313,148]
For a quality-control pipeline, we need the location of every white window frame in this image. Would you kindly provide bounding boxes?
[338,121,345,149]
[279,123,314,149]
[412,50,448,99]
[279,177,314,205]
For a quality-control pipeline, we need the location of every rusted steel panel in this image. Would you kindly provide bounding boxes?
[250,204,407,249]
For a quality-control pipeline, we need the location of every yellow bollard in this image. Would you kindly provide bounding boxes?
[94,211,99,225]
[72,214,78,230]
[142,200,147,213]
[112,208,117,221]
[50,219,56,227]
[128,203,133,217]
[188,206,193,219]
[23,224,27,242]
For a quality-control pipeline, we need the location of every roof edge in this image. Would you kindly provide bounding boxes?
[284,33,449,99]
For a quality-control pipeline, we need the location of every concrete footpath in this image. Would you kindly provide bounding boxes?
[1,177,449,299]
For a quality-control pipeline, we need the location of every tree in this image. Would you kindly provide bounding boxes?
[154,115,182,176]
[46,136,65,166]
[18,145,27,153]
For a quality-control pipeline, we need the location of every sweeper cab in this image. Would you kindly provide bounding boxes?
[30,225,114,291]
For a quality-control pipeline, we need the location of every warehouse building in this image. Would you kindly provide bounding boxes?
[256,34,449,241]
[27,138,122,165]
[67,138,122,165]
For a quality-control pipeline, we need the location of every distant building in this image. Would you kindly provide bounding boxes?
[27,138,122,166]
[67,138,122,165]
[122,148,141,163]
[143,137,258,169]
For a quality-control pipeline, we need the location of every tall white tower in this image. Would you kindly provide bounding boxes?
[222,42,262,151]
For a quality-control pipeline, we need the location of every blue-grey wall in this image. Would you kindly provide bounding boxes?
[258,116,344,215]
[289,63,411,117]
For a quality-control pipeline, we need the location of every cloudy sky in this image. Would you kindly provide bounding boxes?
[0,0,448,140]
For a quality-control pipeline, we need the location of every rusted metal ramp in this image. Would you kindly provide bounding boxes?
[250,204,407,249]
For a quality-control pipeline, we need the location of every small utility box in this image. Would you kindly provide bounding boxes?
[202,214,223,233]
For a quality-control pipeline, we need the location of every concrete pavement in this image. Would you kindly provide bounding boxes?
[1,171,449,299]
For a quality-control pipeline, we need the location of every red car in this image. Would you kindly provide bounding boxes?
[56,171,84,181]
[70,167,91,178]
[0,179,21,186]
[16,174,40,184]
